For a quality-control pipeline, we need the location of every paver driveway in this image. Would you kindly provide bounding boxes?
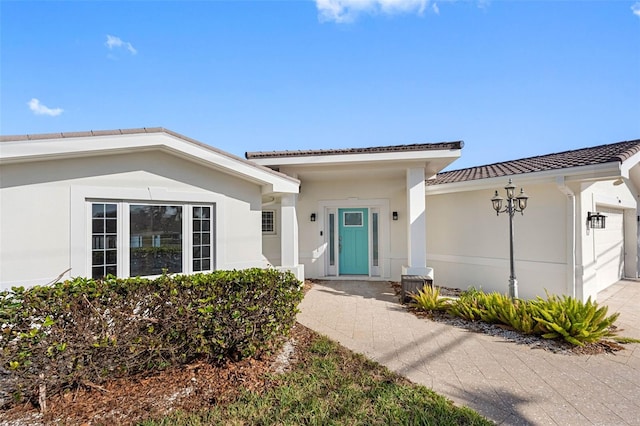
[297,280,640,425]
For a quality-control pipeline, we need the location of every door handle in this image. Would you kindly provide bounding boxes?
[339,236,342,254]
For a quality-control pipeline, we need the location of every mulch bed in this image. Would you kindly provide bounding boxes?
[0,323,315,426]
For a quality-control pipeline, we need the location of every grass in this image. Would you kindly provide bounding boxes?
[139,331,492,426]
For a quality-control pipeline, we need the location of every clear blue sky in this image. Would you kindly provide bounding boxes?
[2,0,639,170]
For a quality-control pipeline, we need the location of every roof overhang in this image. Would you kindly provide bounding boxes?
[426,161,626,196]
[0,128,300,195]
[250,147,462,181]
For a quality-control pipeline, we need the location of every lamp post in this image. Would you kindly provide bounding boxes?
[491,179,529,299]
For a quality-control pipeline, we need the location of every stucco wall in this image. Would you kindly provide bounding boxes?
[0,151,265,289]
[426,182,569,299]
[578,180,638,300]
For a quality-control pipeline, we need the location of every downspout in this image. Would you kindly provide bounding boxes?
[556,177,577,298]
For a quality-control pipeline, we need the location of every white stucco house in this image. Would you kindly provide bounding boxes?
[247,139,640,301]
[1,127,639,301]
[0,128,301,290]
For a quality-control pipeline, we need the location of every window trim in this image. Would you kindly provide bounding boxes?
[91,201,215,278]
[72,185,224,279]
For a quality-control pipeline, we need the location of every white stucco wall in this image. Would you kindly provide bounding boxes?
[427,178,639,301]
[0,151,266,289]
[578,180,638,300]
[427,182,569,299]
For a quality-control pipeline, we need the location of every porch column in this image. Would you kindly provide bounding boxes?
[405,167,430,275]
[280,193,304,280]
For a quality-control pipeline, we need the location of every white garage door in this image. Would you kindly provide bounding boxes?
[595,206,624,290]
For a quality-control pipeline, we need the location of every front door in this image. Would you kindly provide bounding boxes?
[339,208,369,275]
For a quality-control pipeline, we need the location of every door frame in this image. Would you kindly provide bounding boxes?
[317,198,390,278]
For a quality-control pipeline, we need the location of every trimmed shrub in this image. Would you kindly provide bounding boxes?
[0,268,303,405]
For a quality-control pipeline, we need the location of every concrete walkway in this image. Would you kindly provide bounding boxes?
[297,280,640,425]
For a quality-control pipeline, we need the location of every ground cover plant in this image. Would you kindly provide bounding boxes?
[410,286,621,346]
[0,324,493,425]
[0,268,303,408]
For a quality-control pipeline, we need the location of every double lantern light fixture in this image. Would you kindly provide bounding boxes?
[491,179,529,299]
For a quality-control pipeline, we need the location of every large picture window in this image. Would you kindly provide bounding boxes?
[90,201,214,278]
[130,205,183,276]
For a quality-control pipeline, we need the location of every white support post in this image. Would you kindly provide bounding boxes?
[405,167,429,276]
[280,194,304,280]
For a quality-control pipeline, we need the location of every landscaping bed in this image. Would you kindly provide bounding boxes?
[0,323,491,426]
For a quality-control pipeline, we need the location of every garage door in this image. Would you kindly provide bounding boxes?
[595,206,624,290]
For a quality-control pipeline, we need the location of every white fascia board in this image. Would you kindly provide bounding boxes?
[425,162,623,196]
[0,133,300,194]
[251,148,461,168]
[620,150,640,179]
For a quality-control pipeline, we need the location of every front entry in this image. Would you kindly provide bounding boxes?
[338,208,369,275]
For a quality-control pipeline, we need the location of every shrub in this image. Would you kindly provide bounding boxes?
[0,268,303,405]
[531,293,620,346]
[447,288,486,321]
[444,288,619,344]
[409,285,452,311]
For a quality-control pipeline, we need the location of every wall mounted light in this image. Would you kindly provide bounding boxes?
[392,211,399,221]
[310,213,316,222]
[587,212,606,229]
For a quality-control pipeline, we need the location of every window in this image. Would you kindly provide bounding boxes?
[92,203,118,279]
[130,205,183,276]
[192,206,212,272]
[372,212,379,267]
[344,211,363,227]
[90,202,214,278]
[329,213,335,266]
[262,210,276,234]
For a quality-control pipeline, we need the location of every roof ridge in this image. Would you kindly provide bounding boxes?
[0,127,168,142]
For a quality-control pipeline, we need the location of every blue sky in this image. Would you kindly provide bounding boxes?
[1,0,639,170]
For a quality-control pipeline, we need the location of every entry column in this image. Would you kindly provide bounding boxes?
[280,193,304,280]
[405,167,429,275]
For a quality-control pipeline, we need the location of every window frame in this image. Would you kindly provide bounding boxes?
[87,200,216,279]
[262,209,277,235]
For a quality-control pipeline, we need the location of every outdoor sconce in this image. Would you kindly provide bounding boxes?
[310,213,316,222]
[392,211,399,221]
[587,212,606,229]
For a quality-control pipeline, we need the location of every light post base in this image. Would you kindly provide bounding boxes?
[509,277,518,299]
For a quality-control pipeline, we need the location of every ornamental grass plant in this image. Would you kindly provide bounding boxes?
[410,286,620,346]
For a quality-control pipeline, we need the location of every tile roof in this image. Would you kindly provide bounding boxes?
[245,141,464,159]
[429,139,640,185]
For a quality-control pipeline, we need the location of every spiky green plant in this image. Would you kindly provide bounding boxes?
[409,285,452,311]
[447,288,486,321]
[531,293,619,346]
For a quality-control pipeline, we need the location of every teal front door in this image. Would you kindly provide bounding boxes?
[339,208,369,275]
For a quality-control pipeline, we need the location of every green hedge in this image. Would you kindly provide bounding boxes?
[0,268,303,405]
